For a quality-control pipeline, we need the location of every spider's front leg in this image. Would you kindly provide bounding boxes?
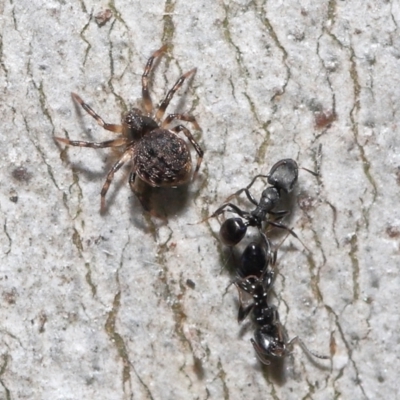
[155,68,197,122]
[162,113,201,131]
[141,44,168,115]
[71,92,123,133]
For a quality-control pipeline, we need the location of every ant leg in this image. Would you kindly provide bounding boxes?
[100,149,134,212]
[211,203,249,219]
[210,203,231,218]
[234,279,258,323]
[195,203,248,227]
[226,174,269,204]
[269,230,292,268]
[142,44,168,115]
[161,113,201,131]
[259,231,275,266]
[155,68,197,122]
[287,336,330,360]
[267,221,298,238]
[55,137,128,149]
[266,221,311,253]
[194,202,237,225]
[71,93,123,133]
[268,209,290,220]
[170,124,204,179]
[226,188,258,206]
[238,303,254,324]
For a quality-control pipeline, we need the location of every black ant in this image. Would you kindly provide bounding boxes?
[212,159,316,247]
[234,254,329,365]
[235,276,330,365]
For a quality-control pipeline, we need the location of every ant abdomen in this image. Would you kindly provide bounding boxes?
[219,217,247,246]
[239,242,267,278]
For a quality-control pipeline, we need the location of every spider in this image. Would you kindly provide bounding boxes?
[55,44,204,212]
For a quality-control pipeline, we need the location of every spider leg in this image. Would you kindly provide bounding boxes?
[71,93,123,133]
[161,113,201,131]
[55,137,128,148]
[129,171,152,212]
[142,44,168,115]
[100,149,134,211]
[128,171,142,207]
[155,68,197,122]
[128,171,136,193]
[170,124,203,179]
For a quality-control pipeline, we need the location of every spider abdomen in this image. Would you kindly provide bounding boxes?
[134,129,192,187]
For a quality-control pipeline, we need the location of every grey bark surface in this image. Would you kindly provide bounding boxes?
[0,0,398,399]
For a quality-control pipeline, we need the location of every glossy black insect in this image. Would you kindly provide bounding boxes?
[251,305,292,363]
[234,236,276,297]
[213,159,302,247]
[235,266,329,365]
[55,45,204,212]
[239,240,269,280]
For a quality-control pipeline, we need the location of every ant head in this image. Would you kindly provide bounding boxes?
[252,323,287,361]
[268,159,299,193]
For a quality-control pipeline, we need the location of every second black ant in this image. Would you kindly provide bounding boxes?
[234,246,329,365]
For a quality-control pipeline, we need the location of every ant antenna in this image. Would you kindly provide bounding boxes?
[288,336,330,361]
[225,174,269,203]
[299,145,323,178]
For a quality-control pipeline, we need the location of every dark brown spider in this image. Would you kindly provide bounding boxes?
[55,45,204,212]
